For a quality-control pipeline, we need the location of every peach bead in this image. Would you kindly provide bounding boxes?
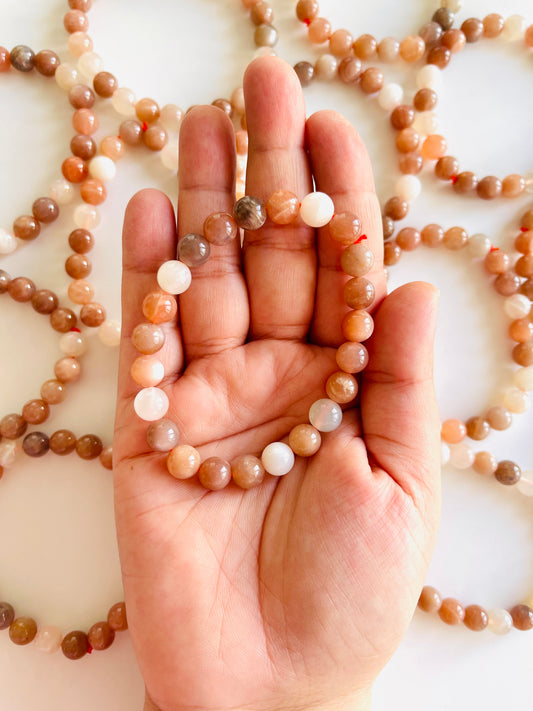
[198,457,231,490]
[131,323,165,354]
[142,293,177,324]
[353,34,377,59]
[329,29,353,57]
[130,356,165,387]
[62,156,88,183]
[336,342,369,373]
[80,178,106,205]
[472,451,497,476]
[54,357,81,383]
[502,174,525,197]
[338,56,361,84]
[135,97,160,123]
[67,31,93,57]
[441,418,466,443]
[509,318,533,343]
[421,135,447,160]
[396,128,420,153]
[438,598,465,625]
[296,0,319,23]
[343,277,375,309]
[359,67,383,94]
[483,13,504,37]
[235,130,248,155]
[399,35,425,62]
[73,108,98,135]
[167,445,200,479]
[443,226,468,250]
[41,380,67,404]
[100,136,125,161]
[289,424,321,456]
[329,212,362,245]
[231,454,265,489]
[67,279,94,304]
[266,190,300,224]
[325,372,358,403]
[378,37,400,61]
[80,302,106,327]
[340,242,374,276]
[418,586,442,613]
[341,310,374,341]
[308,17,331,44]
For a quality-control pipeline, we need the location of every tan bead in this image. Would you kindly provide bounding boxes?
[40,380,66,405]
[68,228,93,253]
[509,318,533,342]
[32,197,59,223]
[329,29,353,57]
[413,88,437,112]
[343,277,375,309]
[250,1,273,26]
[296,0,318,23]
[438,598,465,625]
[472,451,497,475]
[131,323,165,354]
[483,13,504,38]
[465,416,490,440]
[384,242,402,266]
[100,445,113,470]
[486,406,512,430]
[421,224,444,247]
[494,460,521,485]
[353,34,377,59]
[359,67,383,94]
[231,455,265,489]
[66,253,91,278]
[265,191,299,225]
[502,174,525,198]
[107,602,128,631]
[76,434,103,459]
[435,156,459,180]
[142,293,177,324]
[418,586,442,613]
[286,424,321,457]
[382,216,394,240]
[80,302,106,327]
[34,49,60,76]
[453,171,478,194]
[293,61,314,87]
[100,135,125,161]
[80,178,106,205]
[461,17,484,42]
[62,630,89,659]
[509,604,533,630]
[513,342,533,366]
[325,371,358,403]
[443,226,468,250]
[8,277,35,302]
[72,108,98,135]
[0,413,27,439]
[49,429,76,455]
[235,130,248,155]
[421,135,447,160]
[167,445,201,479]
[378,37,399,62]
[399,35,425,62]
[198,457,231,491]
[340,242,374,276]
[54,357,81,383]
[31,289,58,314]
[399,152,423,175]
[336,342,369,373]
[515,255,533,279]
[395,128,420,153]
[93,71,118,97]
[341,310,374,342]
[64,9,88,33]
[390,105,414,130]
[69,84,95,109]
[212,98,232,117]
[22,399,49,425]
[119,119,143,146]
[70,134,96,160]
[88,621,115,650]
[337,56,362,84]
[484,249,509,274]
[515,230,533,254]
[427,45,451,68]
[520,280,533,301]
[494,272,520,296]
[135,97,160,123]
[441,29,466,53]
[477,175,502,200]
[441,418,466,443]
[396,227,421,251]
[254,23,278,47]
[383,197,408,221]
[50,307,78,332]
[9,617,37,645]
[13,214,40,241]
[464,605,489,631]
[143,126,167,151]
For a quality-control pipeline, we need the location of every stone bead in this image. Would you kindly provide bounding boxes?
[329,29,353,57]
[336,342,369,373]
[412,111,438,136]
[341,310,374,341]
[519,280,533,301]
[10,45,35,72]
[418,586,442,613]
[55,63,79,90]
[119,119,143,145]
[72,108,98,135]
[62,156,88,183]
[384,197,408,221]
[503,294,530,320]
[343,277,375,310]
[525,24,533,47]
[421,224,444,247]
[444,226,468,250]
[0,414,27,439]
[488,608,513,634]
[235,130,248,156]
[427,45,451,68]
[353,34,377,59]
[419,21,443,45]
[509,317,533,342]
[35,625,63,653]
[146,419,180,452]
[88,621,115,650]
[132,323,165,355]
[516,255,533,278]
[262,442,294,476]
[50,430,77,455]
[494,460,521,485]
[0,603,15,630]
[378,37,400,62]
[465,416,490,440]
[33,49,60,76]
[13,214,40,241]
[494,272,521,296]
[50,307,78,333]
[32,197,59,223]
[414,89,437,112]
[89,156,116,182]
[99,446,113,470]
[23,431,50,457]
[167,445,201,479]
[507,380,533,407]
[484,249,509,274]
[483,13,504,38]
[107,602,127,631]
[143,126,168,151]
[234,196,267,230]
[466,233,491,259]
[131,355,165,388]
[441,418,466,443]
[510,604,533,630]
[382,216,394,240]
[359,67,384,94]
[0,441,17,467]
[93,71,118,97]
[416,64,442,90]
[390,106,414,131]
[502,15,527,41]
[254,23,278,47]
[0,228,16,254]
[67,278,94,305]
[9,617,37,645]
[67,30,93,57]
[265,191,299,225]
[472,451,497,476]
[0,46,8,71]
[448,442,474,469]
[340,242,374,277]
[22,399,49,425]
[338,56,361,84]
[69,83,95,109]
[80,178,106,205]
[161,143,179,171]
[100,136,125,162]
[328,212,362,245]
[66,253,91,278]
[399,35,425,62]
[514,366,533,391]
[78,52,104,82]
[477,176,502,200]
[111,87,136,116]
[135,97,160,123]
[399,151,427,178]
[309,398,342,432]
[231,454,265,489]
[440,29,464,56]
[461,17,484,42]
[308,17,331,44]
[73,203,99,227]
[54,357,81,383]
[41,380,67,405]
[178,234,210,268]
[70,134,96,161]
[464,605,489,631]
[8,276,35,302]
[296,0,319,23]
[134,387,169,421]
[157,260,191,294]
[294,61,314,87]
[142,293,177,325]
[438,598,465,625]
[396,227,421,251]
[62,630,89,659]
[433,7,455,30]
[64,9,88,33]
[421,135,447,160]
[325,371,358,403]
[76,434,103,460]
[435,156,459,181]
[288,424,322,457]
[198,457,232,491]
[0,269,10,292]
[159,104,183,132]
[204,212,239,244]
[517,470,533,497]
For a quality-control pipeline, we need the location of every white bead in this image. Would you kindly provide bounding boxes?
[0,440,18,467]
[261,442,295,476]
[34,625,62,653]
[111,87,137,116]
[503,293,530,319]
[254,47,277,58]
[300,192,335,228]
[440,0,462,10]
[377,83,403,111]
[0,228,17,254]
[524,171,533,194]
[516,470,533,497]
[134,387,169,421]
[98,320,121,347]
[159,104,183,132]
[513,367,533,392]
[441,442,450,466]
[502,15,526,41]
[412,111,438,135]
[54,63,79,90]
[503,387,530,413]
[416,64,442,90]
[466,233,491,260]
[74,204,100,230]
[309,399,342,432]
[157,260,192,294]
[77,52,103,81]
[395,175,421,202]
[448,443,474,469]
[161,143,179,171]
[59,332,87,357]
[88,156,116,182]
[488,609,513,635]
[314,53,338,81]
[49,178,74,205]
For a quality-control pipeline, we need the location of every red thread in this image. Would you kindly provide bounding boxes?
[141,121,148,132]
[355,234,368,244]
[87,643,93,654]
[450,175,458,185]
[489,245,499,252]
[520,227,529,232]
[303,18,311,26]
[70,327,81,332]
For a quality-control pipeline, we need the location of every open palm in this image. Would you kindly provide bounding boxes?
[113,57,441,711]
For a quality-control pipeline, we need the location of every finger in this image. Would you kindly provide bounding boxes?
[114,189,183,463]
[305,110,386,346]
[243,56,315,341]
[362,281,441,509]
[177,106,249,361]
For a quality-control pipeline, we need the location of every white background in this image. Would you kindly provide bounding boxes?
[1,0,533,709]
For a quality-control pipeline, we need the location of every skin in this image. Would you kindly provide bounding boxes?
[113,57,441,711]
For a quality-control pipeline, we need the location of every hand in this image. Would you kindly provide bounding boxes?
[113,56,441,711]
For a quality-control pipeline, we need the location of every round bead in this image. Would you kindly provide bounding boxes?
[325,371,358,403]
[448,443,474,469]
[336,342,369,373]
[60,331,86,357]
[328,212,362,245]
[418,586,442,613]
[107,602,127,631]
[488,608,513,634]
[49,178,74,205]
[234,196,267,230]
[503,294,531,320]
[377,83,403,111]
[472,451,497,476]
[50,430,77,455]
[343,277,375,310]
[395,175,421,201]
[9,617,37,645]
[161,143,179,171]
[10,45,35,72]
[131,356,165,388]
[157,260,192,294]
[142,293,177,324]
[299,192,334,228]
[0,441,17,467]
[466,233,491,259]
[0,603,15,631]
[89,156,116,182]
[514,367,533,391]
[62,630,89,659]
[438,598,465,625]
[55,63,79,90]
[76,434,103,460]
[88,621,115,650]
[74,204,100,229]
[464,605,489,631]
[133,387,169,421]
[160,104,183,131]
[494,460,521,485]
[111,87,137,116]
[22,432,49,457]
[342,310,374,341]
[265,191,300,225]
[146,419,180,452]
[167,445,201,479]
[131,323,165,354]
[0,228,17,254]
[309,399,342,432]
[98,320,121,347]
[503,387,530,413]
[340,242,374,277]
[288,424,321,457]
[1,413,27,439]
[516,470,533,497]
[416,64,442,90]
[203,212,238,244]
[178,234,210,268]
[198,457,231,491]
[34,625,62,653]
[261,442,294,476]
[503,15,526,40]
[54,357,81,383]
[231,454,265,489]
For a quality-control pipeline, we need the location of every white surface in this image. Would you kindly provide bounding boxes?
[1,0,533,709]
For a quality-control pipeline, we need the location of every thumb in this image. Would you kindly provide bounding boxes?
[362,281,441,506]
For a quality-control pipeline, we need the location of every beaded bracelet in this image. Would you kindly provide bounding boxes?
[130,190,375,490]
